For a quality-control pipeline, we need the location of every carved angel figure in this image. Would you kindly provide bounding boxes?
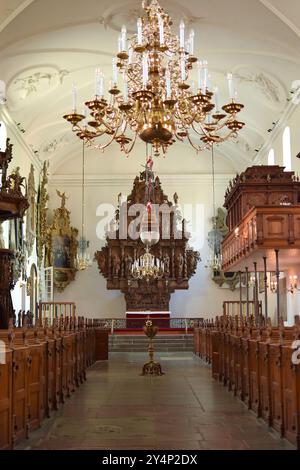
[9,167,25,195]
[56,190,68,208]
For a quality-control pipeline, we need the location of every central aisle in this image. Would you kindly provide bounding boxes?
[17,353,295,450]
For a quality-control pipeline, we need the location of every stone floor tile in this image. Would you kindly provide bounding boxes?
[15,352,296,451]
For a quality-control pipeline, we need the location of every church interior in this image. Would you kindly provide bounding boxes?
[1,0,300,454]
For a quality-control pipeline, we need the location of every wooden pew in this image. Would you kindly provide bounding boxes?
[0,315,97,450]
[0,327,13,450]
[11,328,30,446]
[25,327,43,433]
[195,315,300,449]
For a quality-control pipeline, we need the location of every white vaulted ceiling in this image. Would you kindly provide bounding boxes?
[0,0,300,175]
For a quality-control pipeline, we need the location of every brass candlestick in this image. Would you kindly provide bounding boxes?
[141,320,164,376]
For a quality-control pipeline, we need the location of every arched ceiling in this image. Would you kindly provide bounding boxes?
[0,0,299,175]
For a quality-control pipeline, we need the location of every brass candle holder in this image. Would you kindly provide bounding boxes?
[141,320,164,376]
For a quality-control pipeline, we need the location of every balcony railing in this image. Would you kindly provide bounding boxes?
[222,205,300,271]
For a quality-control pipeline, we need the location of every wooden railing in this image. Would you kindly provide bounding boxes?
[0,317,96,450]
[38,302,76,324]
[223,301,262,317]
[222,205,300,271]
[194,315,300,449]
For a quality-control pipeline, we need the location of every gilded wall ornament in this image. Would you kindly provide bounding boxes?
[26,164,37,256]
[46,190,78,292]
[37,161,49,267]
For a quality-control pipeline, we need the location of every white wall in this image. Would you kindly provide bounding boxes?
[49,144,241,319]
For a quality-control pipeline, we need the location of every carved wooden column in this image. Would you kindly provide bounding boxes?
[121,245,125,278]
[0,249,15,329]
[108,247,112,279]
[171,246,175,279]
[263,256,268,319]
[253,261,259,325]
[245,266,249,319]
[239,271,243,319]
[275,249,280,325]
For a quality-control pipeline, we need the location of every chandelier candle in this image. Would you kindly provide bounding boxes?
[158,14,164,45]
[112,59,118,86]
[95,69,103,97]
[63,0,245,156]
[142,53,149,88]
[72,83,77,111]
[123,77,128,102]
[189,29,195,56]
[166,68,171,99]
[227,73,236,100]
[121,25,127,52]
[179,20,185,49]
[137,17,143,46]
[202,61,208,94]
[180,56,186,82]
[214,86,220,113]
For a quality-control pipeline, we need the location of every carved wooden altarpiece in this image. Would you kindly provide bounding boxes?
[95,170,200,312]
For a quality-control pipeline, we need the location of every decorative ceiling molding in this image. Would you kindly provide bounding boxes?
[98,0,204,34]
[0,106,43,171]
[0,0,36,33]
[259,0,300,39]
[49,173,233,188]
[234,66,286,107]
[9,66,70,101]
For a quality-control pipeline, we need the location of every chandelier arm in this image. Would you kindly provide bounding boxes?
[187,132,211,153]
[208,118,233,133]
[95,125,124,151]
[191,122,210,138]
[212,130,238,142]
[190,123,207,138]
[100,114,122,133]
[186,133,202,152]
[122,131,139,156]
[174,105,199,127]
[174,134,184,142]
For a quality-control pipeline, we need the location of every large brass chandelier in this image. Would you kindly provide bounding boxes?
[131,245,164,281]
[63,0,245,157]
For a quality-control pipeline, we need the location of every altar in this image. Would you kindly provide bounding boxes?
[126,311,170,329]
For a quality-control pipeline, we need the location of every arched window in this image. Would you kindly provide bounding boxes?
[268,148,275,166]
[283,126,292,171]
[0,121,7,152]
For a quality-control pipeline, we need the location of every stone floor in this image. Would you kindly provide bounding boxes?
[17,353,296,450]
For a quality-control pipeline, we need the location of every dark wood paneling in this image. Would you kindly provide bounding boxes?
[95,329,109,361]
